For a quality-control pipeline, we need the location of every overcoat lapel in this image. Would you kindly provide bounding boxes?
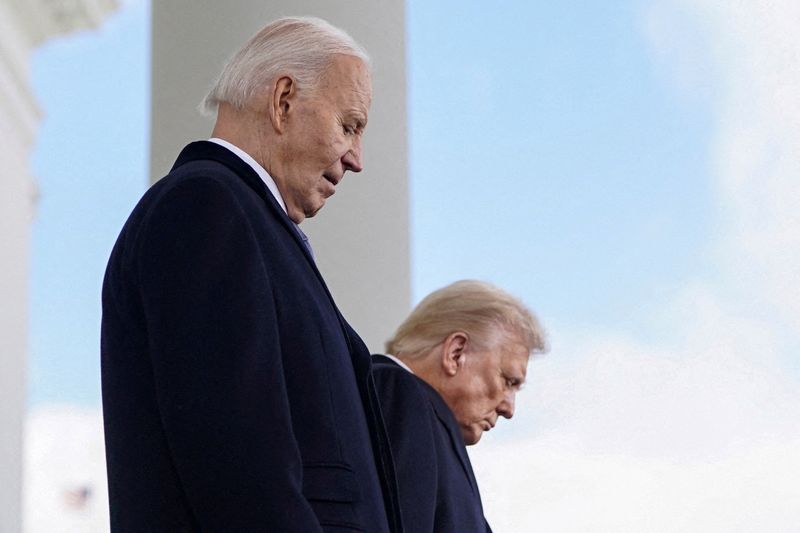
[172,141,317,266]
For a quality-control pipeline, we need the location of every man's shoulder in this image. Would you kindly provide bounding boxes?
[157,158,247,195]
[133,168,252,233]
[148,141,255,196]
[372,355,424,388]
[372,356,434,413]
[167,140,253,179]
[112,152,279,265]
[374,357,461,439]
[373,355,419,385]
[137,146,270,224]
[371,356,462,434]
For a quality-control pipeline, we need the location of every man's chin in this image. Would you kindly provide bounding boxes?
[462,427,482,446]
[287,208,306,224]
[303,199,327,219]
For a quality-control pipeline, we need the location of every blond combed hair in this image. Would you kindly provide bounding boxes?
[385,280,547,360]
[200,16,370,115]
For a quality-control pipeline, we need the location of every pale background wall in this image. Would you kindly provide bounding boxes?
[151,1,410,353]
[0,5,42,530]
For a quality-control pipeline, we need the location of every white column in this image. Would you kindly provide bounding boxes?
[0,2,116,531]
[0,134,33,533]
[151,1,410,352]
[0,8,38,532]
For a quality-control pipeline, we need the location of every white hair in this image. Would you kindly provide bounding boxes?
[200,16,371,115]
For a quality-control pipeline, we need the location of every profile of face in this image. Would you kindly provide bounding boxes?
[436,333,530,445]
[266,54,372,223]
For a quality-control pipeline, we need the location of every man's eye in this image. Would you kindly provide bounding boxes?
[343,124,355,135]
[505,377,522,390]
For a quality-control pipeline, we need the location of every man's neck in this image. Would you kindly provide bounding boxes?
[206,137,288,217]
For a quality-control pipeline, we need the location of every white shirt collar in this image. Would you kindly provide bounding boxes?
[208,137,287,215]
[383,353,414,374]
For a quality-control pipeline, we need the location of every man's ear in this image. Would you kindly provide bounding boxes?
[269,75,295,133]
[441,332,469,377]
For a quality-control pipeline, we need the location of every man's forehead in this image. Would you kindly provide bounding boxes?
[315,55,371,113]
[344,61,372,107]
[502,342,531,376]
[322,55,371,88]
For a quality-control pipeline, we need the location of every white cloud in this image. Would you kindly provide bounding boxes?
[471,300,800,531]
[471,436,800,533]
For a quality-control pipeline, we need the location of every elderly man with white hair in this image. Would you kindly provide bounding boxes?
[102,17,402,532]
[373,280,547,532]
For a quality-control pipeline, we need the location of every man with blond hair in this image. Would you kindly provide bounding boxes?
[373,280,546,532]
[102,17,401,532]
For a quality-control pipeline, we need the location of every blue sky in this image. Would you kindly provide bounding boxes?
[408,1,715,332]
[29,1,149,405]
[25,0,800,530]
[28,0,717,405]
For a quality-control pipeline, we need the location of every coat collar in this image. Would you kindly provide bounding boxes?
[172,140,317,267]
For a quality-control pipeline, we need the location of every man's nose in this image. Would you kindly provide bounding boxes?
[342,137,364,173]
[497,392,516,419]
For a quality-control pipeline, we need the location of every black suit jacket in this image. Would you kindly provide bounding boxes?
[101,141,402,533]
[372,355,492,533]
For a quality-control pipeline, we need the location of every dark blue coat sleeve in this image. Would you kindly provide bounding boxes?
[136,176,324,532]
[373,365,439,533]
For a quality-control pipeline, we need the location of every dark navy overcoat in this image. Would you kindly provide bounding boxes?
[372,355,492,533]
[101,141,402,533]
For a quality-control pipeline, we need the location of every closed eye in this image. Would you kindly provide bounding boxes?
[343,116,367,136]
[504,376,524,391]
